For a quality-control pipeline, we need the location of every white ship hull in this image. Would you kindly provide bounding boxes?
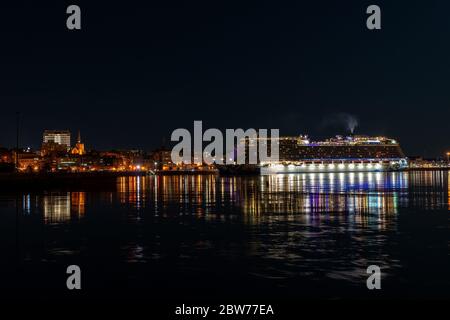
[260,159,408,175]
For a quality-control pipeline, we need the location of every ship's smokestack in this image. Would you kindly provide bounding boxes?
[344,114,358,134]
[321,113,359,134]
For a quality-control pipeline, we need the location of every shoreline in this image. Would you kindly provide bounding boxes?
[0,171,150,190]
[1,166,448,181]
[0,168,447,191]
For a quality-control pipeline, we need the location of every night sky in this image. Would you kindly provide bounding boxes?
[0,1,449,157]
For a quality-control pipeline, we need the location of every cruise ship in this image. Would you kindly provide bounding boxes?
[217,135,408,175]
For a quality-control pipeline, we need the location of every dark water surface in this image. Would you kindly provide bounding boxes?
[1,171,449,300]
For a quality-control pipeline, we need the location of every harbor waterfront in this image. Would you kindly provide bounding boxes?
[0,124,448,302]
[4,131,448,176]
[1,170,449,299]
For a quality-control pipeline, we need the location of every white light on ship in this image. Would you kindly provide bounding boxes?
[328,164,335,170]
[318,164,325,170]
[288,164,295,170]
[273,164,284,171]
[338,163,345,170]
[358,163,364,170]
[348,163,355,170]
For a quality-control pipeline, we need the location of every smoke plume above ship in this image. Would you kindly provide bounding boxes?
[321,113,359,134]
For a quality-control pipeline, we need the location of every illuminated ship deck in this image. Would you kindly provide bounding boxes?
[259,135,408,174]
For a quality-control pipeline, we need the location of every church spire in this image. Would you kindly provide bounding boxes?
[71,129,85,156]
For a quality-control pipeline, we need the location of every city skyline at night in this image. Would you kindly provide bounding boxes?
[1,0,450,314]
[1,1,449,157]
[2,124,448,161]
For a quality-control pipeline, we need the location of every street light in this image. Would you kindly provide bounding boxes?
[15,112,20,172]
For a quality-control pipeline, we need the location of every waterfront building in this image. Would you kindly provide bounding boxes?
[43,130,71,150]
[16,150,42,172]
[151,147,173,170]
[71,131,85,155]
[0,148,12,163]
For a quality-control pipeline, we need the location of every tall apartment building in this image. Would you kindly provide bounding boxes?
[42,130,71,152]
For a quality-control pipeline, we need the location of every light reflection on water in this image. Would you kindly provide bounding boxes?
[115,171,448,218]
[113,171,450,291]
[2,170,449,297]
[14,171,448,225]
[19,191,86,224]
